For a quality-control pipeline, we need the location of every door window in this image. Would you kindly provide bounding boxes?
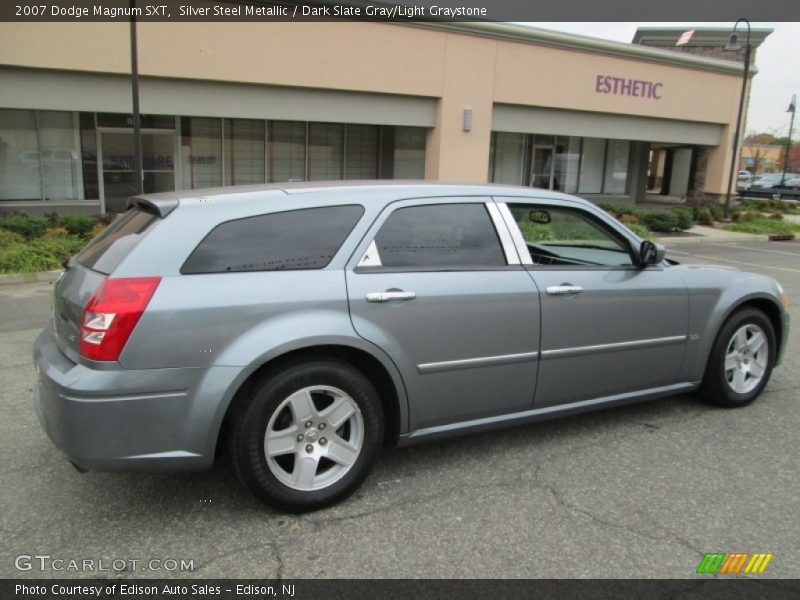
[363,203,507,269]
[508,204,633,267]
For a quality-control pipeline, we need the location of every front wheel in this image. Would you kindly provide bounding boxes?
[231,359,383,512]
[700,308,776,408]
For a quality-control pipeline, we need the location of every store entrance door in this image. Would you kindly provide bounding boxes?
[99,129,176,213]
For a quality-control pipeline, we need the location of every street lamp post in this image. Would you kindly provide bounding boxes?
[723,18,752,220]
[780,94,797,188]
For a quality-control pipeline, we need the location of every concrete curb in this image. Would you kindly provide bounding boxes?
[0,270,62,286]
[656,233,770,245]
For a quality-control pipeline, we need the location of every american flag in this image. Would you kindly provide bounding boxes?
[676,30,695,46]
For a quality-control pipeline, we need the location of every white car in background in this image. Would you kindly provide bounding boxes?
[737,170,753,189]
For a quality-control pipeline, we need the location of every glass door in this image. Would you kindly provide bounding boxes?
[99,129,175,212]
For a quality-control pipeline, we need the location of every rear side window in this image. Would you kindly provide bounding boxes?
[182,205,364,274]
[76,208,158,274]
[369,203,506,268]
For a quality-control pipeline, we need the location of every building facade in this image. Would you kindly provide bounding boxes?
[0,21,768,214]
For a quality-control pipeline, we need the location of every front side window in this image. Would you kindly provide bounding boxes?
[182,205,364,274]
[508,203,633,267]
[364,203,506,269]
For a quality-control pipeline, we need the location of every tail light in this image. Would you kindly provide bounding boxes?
[79,277,161,361]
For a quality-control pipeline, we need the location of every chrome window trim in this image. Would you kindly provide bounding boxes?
[485,201,520,265]
[417,350,539,374]
[494,201,533,265]
[540,335,687,359]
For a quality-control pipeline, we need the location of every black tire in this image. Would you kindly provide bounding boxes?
[700,308,776,408]
[230,359,383,512]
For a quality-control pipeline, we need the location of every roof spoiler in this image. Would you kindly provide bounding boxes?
[126,196,179,218]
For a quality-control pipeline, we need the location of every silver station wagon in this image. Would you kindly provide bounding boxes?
[33,182,789,511]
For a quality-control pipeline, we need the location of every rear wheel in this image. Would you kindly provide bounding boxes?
[231,360,383,512]
[701,308,775,408]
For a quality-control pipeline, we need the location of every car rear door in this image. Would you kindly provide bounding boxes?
[496,198,689,408]
[345,197,540,431]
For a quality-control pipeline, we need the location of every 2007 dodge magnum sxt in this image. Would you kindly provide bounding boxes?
[33,182,789,511]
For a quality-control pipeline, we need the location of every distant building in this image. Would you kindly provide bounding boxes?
[739,143,785,174]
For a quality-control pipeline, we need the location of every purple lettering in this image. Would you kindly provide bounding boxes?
[653,82,663,99]
[594,75,663,100]
[596,75,605,93]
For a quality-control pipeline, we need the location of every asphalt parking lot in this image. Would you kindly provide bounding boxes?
[1,240,798,580]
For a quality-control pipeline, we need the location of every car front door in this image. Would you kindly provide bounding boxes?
[345,198,540,431]
[496,198,689,408]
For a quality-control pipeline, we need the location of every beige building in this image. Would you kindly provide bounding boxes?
[0,21,771,213]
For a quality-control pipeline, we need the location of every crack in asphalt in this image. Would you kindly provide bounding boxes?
[529,463,706,559]
[196,540,285,579]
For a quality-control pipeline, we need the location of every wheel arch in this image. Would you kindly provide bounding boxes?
[701,294,785,379]
[214,341,408,459]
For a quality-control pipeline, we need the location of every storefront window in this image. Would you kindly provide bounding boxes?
[0,109,83,202]
[308,123,344,181]
[0,109,40,201]
[223,118,265,186]
[491,132,527,185]
[181,117,222,189]
[603,139,630,194]
[344,124,378,180]
[578,138,606,194]
[39,111,83,201]
[553,136,580,193]
[393,127,426,179]
[268,121,306,182]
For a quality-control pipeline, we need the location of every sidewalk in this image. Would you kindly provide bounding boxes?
[655,225,770,245]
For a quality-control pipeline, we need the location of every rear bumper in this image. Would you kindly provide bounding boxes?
[33,325,249,472]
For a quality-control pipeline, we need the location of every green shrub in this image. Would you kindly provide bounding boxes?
[708,204,724,221]
[0,235,86,274]
[626,223,654,240]
[0,229,25,247]
[695,207,714,226]
[598,203,640,219]
[640,210,680,232]
[58,214,97,237]
[770,211,784,221]
[0,214,50,240]
[741,210,764,221]
[671,206,694,230]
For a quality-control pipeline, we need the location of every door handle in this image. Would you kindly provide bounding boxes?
[546,285,584,295]
[366,291,416,303]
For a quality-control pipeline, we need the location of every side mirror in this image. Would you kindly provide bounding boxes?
[638,240,665,267]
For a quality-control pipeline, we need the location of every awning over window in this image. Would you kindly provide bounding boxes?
[492,104,723,146]
[0,67,437,127]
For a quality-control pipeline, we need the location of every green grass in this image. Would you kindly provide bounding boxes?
[726,218,800,236]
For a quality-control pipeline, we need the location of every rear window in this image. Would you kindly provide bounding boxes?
[181,205,365,274]
[76,208,158,274]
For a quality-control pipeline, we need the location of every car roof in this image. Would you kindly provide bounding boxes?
[130,180,596,216]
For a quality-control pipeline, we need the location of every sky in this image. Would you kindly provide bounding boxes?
[520,22,800,137]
